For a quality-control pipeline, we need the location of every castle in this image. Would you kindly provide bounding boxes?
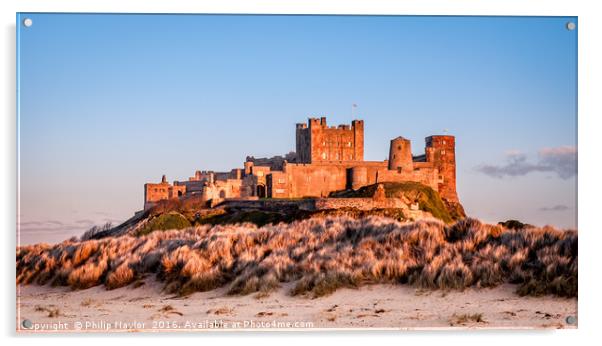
[144,117,458,210]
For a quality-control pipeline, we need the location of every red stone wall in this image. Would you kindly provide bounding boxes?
[169,185,186,199]
[267,171,288,198]
[279,161,387,198]
[375,167,439,192]
[221,197,406,212]
[178,180,205,194]
[313,197,406,210]
[286,163,347,197]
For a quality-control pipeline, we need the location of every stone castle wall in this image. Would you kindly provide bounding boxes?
[313,197,406,210]
[221,197,406,212]
[280,161,387,198]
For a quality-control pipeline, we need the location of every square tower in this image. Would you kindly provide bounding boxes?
[425,135,458,203]
[295,117,364,163]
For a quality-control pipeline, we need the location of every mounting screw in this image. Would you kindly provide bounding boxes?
[565,315,577,325]
[22,319,32,329]
[566,22,576,31]
[23,18,33,27]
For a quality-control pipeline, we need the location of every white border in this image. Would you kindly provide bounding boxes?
[2,0,601,344]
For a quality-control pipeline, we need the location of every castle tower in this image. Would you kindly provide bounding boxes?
[295,117,364,163]
[388,137,413,173]
[352,120,364,162]
[425,135,458,202]
[295,122,310,163]
[244,161,254,176]
[143,174,171,210]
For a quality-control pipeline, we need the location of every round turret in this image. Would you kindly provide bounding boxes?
[388,137,413,172]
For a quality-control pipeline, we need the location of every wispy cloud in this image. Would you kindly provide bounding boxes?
[18,216,123,237]
[75,219,95,225]
[539,146,578,179]
[18,220,78,235]
[540,205,570,212]
[475,146,576,179]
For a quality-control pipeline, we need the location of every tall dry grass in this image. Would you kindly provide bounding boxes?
[16,217,577,298]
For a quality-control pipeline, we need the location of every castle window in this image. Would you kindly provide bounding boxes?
[441,150,446,155]
[348,142,352,147]
[278,178,285,184]
[322,153,327,159]
[398,145,401,150]
[443,140,446,145]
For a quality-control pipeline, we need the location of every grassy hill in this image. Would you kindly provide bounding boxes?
[330,182,460,223]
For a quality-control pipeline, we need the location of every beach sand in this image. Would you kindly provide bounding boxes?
[16,280,577,332]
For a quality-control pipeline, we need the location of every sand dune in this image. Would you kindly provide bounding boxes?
[17,280,576,332]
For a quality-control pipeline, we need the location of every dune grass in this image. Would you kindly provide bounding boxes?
[17,216,577,298]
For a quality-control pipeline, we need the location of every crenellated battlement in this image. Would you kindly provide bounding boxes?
[296,117,364,163]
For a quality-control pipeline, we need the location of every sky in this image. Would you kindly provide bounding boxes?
[17,14,577,244]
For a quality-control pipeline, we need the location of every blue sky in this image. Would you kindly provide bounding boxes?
[17,14,577,244]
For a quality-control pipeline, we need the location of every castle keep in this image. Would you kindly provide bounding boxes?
[144,117,459,210]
